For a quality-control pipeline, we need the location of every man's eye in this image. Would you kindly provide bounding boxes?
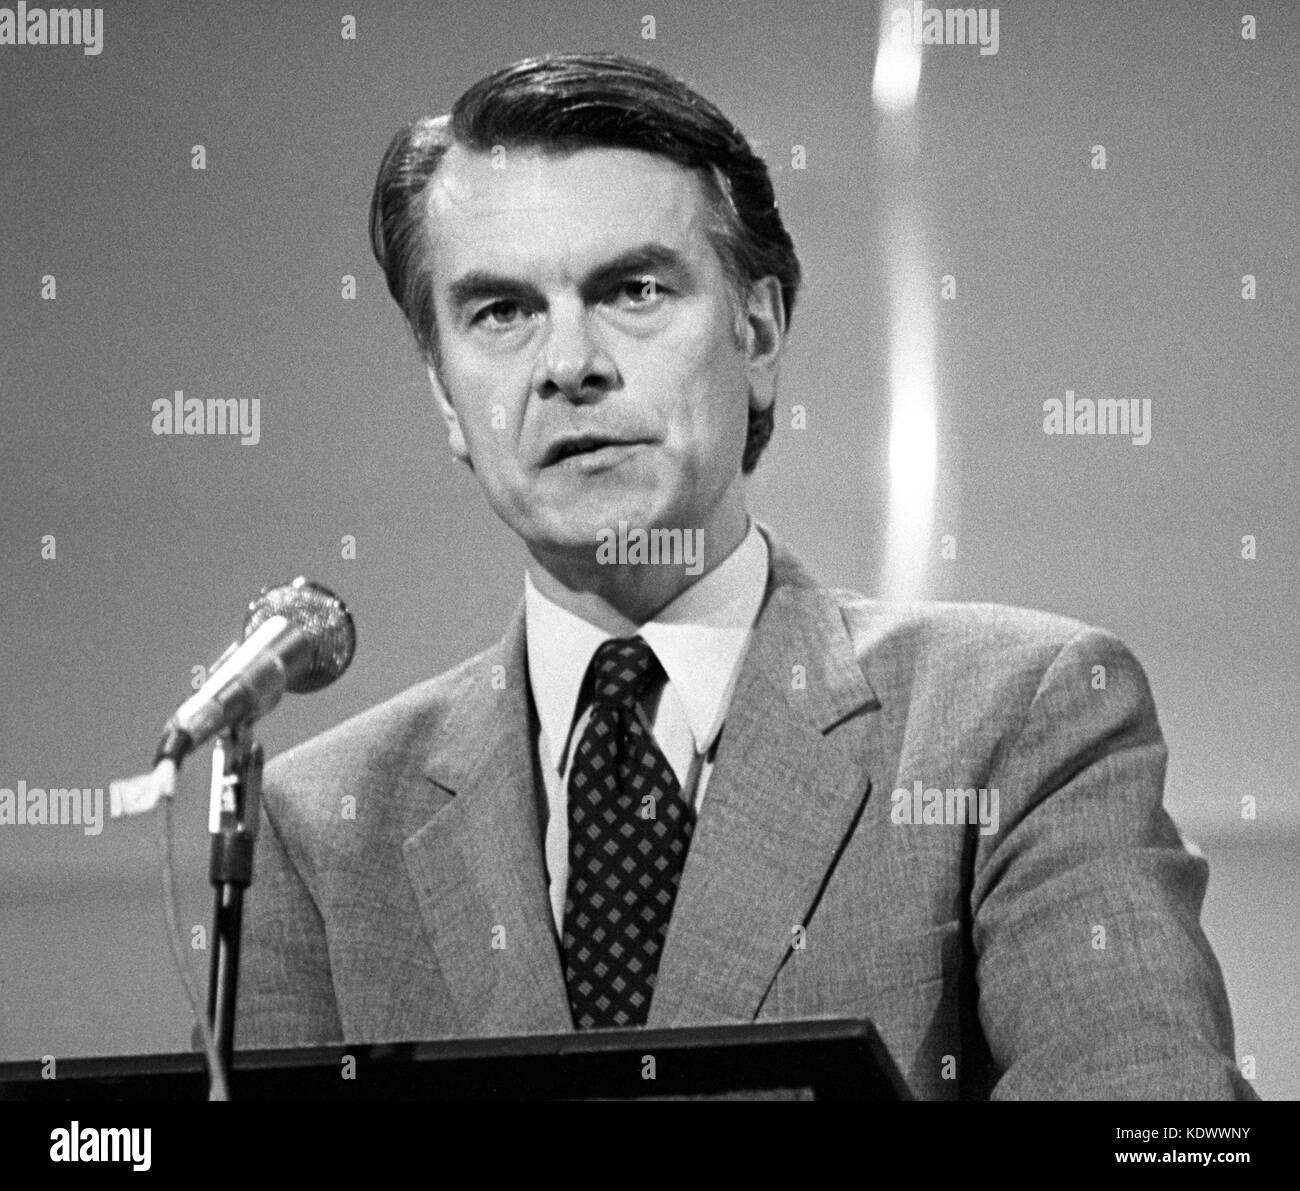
[614,276,668,306]
[473,300,527,328]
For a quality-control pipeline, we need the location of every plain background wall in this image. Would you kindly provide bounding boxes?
[1,0,1296,1097]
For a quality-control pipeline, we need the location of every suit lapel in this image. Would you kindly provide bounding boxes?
[401,603,573,1036]
[399,534,884,1036]
[647,537,884,1026]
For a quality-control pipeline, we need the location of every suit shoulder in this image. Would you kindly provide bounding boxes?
[261,641,497,810]
[828,590,1140,685]
[820,590,1159,775]
[833,589,1085,646]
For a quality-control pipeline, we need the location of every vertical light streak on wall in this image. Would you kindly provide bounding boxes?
[872,3,937,602]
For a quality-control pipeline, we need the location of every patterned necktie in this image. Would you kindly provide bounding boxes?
[561,636,696,1029]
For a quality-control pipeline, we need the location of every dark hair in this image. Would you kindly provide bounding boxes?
[369,52,801,473]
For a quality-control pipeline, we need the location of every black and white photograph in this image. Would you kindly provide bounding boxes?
[0,0,1293,1157]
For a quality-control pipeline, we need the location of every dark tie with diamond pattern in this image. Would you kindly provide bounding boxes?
[561,636,696,1029]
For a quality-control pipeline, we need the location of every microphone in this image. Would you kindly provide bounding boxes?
[156,577,356,765]
[111,577,355,817]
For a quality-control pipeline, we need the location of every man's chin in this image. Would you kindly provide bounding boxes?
[526,523,628,562]
[518,498,665,548]
[520,512,661,570]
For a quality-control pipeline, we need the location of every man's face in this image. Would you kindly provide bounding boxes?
[421,143,782,566]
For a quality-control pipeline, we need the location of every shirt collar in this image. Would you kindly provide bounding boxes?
[525,521,770,769]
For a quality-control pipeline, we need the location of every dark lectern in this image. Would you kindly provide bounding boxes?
[0,1019,910,1100]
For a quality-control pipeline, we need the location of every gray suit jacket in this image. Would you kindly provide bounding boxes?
[238,530,1252,1100]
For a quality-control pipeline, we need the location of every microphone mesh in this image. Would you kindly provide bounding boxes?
[243,577,356,693]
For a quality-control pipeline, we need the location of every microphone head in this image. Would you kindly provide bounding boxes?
[243,577,356,693]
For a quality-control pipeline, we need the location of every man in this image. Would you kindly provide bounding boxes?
[237,52,1252,1099]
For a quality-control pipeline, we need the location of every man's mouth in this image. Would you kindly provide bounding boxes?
[541,435,647,467]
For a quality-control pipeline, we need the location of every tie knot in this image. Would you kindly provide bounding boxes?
[589,636,661,709]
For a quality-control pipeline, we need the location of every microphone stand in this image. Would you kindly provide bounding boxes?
[206,720,263,1097]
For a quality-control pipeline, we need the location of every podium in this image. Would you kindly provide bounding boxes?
[0,1019,910,1100]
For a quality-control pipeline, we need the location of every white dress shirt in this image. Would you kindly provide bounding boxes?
[524,521,770,935]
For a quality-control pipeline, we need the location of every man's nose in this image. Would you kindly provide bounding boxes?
[533,301,618,402]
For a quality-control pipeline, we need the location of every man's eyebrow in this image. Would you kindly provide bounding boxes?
[581,244,692,294]
[446,243,692,311]
[447,271,536,311]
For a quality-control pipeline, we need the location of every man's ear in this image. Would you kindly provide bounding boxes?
[742,276,786,416]
[426,363,471,463]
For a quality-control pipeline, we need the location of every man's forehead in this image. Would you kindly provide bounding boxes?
[423,143,715,272]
